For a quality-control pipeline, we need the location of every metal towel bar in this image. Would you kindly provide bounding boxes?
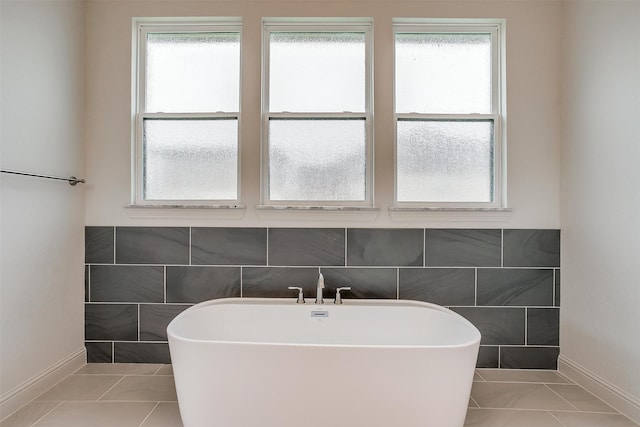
[1,169,85,186]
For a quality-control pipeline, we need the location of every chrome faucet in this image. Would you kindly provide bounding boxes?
[335,287,352,304]
[315,273,325,304]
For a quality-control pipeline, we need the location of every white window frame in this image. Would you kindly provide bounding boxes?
[132,18,242,206]
[261,18,374,207]
[393,19,506,209]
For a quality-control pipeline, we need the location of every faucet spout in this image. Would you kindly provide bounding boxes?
[315,273,325,304]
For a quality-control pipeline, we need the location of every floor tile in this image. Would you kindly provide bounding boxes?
[155,365,173,376]
[464,408,565,427]
[10,364,638,427]
[0,402,60,427]
[471,382,575,410]
[547,383,617,413]
[100,375,177,401]
[476,369,569,384]
[74,363,162,375]
[140,402,184,427]
[31,401,156,427]
[551,411,640,427]
[34,375,123,402]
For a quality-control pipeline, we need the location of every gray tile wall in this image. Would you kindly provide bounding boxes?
[85,227,560,369]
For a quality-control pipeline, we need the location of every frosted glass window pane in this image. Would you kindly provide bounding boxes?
[395,33,491,114]
[269,32,365,112]
[143,119,238,200]
[397,120,493,202]
[269,119,366,201]
[146,33,240,113]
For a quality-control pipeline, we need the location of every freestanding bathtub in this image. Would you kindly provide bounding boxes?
[167,297,480,427]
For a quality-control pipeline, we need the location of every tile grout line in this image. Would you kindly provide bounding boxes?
[87,264,91,303]
[137,401,161,427]
[500,228,504,268]
[548,409,570,427]
[543,383,582,412]
[423,228,426,267]
[265,227,269,266]
[27,401,65,427]
[469,395,481,408]
[344,227,348,267]
[95,375,127,401]
[474,267,478,306]
[524,307,528,346]
[113,226,117,264]
[137,304,141,342]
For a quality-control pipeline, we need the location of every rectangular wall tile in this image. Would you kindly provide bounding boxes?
[477,269,554,306]
[85,226,114,264]
[399,268,475,306]
[191,227,267,265]
[527,308,560,346]
[477,346,500,368]
[347,228,423,266]
[85,304,138,341]
[452,307,525,345]
[503,229,560,267]
[85,342,113,363]
[116,227,189,264]
[140,304,190,341]
[166,266,240,303]
[85,226,561,369]
[268,228,345,266]
[89,265,164,303]
[114,342,171,364]
[500,346,560,369]
[425,229,501,267]
[242,267,319,298]
[320,268,397,299]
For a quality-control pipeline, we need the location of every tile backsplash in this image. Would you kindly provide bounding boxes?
[85,227,560,369]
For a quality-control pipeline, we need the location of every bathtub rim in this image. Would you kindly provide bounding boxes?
[167,297,481,350]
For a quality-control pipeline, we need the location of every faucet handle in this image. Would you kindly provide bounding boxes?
[288,286,305,304]
[335,287,352,304]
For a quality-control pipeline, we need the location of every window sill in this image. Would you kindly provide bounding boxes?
[256,205,380,221]
[124,204,246,220]
[389,206,512,221]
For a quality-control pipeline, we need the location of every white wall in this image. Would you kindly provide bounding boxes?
[560,0,640,414]
[84,0,562,229]
[0,0,86,410]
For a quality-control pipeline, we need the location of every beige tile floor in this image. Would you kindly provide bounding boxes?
[1,364,639,427]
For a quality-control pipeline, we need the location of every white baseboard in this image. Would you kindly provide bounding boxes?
[0,348,86,421]
[558,355,640,425]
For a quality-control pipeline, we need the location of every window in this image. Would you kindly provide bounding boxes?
[262,19,373,206]
[394,21,504,207]
[133,19,241,205]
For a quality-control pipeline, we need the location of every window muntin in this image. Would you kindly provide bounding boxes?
[263,21,373,206]
[394,23,503,207]
[134,21,241,204]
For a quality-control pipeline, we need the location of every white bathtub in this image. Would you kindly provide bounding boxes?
[167,298,480,427]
